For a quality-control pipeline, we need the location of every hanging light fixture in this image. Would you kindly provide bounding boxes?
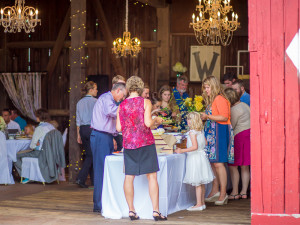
[190,0,240,46]
[0,0,41,33]
[112,0,141,58]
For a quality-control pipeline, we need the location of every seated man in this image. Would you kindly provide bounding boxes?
[14,108,55,184]
[10,109,27,131]
[2,109,21,131]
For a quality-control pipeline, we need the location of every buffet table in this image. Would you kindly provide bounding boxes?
[102,153,196,220]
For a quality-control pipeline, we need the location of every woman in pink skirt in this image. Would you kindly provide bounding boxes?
[225,88,250,200]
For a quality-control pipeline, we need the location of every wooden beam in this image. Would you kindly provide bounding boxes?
[69,0,86,183]
[46,6,71,81]
[48,109,70,116]
[92,0,125,76]
[6,40,158,49]
[156,6,170,88]
[137,0,167,8]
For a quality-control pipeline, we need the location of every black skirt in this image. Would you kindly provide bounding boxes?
[124,144,159,175]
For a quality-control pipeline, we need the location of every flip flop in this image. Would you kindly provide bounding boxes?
[240,194,248,199]
[228,194,241,200]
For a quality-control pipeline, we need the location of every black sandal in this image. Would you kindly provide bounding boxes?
[129,211,140,220]
[153,211,167,221]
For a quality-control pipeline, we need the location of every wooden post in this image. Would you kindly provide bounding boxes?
[156,5,170,89]
[69,0,86,183]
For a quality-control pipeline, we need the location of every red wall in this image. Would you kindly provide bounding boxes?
[249,0,300,224]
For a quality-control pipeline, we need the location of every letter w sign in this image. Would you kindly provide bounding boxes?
[190,46,221,82]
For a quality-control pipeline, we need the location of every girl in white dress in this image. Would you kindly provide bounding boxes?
[175,112,215,211]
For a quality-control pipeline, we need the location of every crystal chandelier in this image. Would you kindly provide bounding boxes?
[112,0,141,58]
[0,0,41,33]
[190,0,240,46]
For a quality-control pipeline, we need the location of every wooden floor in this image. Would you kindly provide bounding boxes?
[0,182,250,225]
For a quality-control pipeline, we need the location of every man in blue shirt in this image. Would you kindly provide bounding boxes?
[10,110,27,131]
[232,79,250,106]
[172,75,189,130]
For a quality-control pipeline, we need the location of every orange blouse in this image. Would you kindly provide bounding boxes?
[211,95,231,125]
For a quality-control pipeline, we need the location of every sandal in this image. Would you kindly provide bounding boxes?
[240,194,248,199]
[228,194,241,200]
[153,211,167,221]
[129,211,140,220]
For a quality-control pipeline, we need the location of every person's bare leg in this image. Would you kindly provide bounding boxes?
[124,175,136,216]
[240,166,250,196]
[229,166,240,198]
[207,164,220,198]
[214,163,227,201]
[192,185,203,208]
[201,185,206,205]
[147,172,166,218]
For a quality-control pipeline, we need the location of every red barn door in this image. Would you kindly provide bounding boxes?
[249,0,300,224]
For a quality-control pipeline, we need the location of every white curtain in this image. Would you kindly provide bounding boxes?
[0,72,42,121]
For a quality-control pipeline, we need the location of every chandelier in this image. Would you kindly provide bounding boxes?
[190,0,240,46]
[0,0,41,33]
[112,0,141,57]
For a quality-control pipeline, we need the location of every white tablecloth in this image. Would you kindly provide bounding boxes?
[6,139,31,175]
[102,154,197,220]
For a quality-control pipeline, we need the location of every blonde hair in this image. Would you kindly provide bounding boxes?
[24,124,35,135]
[202,76,228,106]
[126,76,144,95]
[81,81,96,96]
[112,75,125,85]
[187,112,203,131]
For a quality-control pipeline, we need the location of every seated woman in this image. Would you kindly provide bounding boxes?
[14,108,55,184]
[24,124,35,138]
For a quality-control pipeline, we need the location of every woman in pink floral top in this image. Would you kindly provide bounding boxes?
[117,76,167,221]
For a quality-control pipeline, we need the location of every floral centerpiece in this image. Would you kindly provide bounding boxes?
[172,62,187,77]
[184,95,205,112]
[0,116,6,132]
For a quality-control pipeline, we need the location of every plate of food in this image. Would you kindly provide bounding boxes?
[112,151,123,156]
[151,128,165,136]
[15,137,31,140]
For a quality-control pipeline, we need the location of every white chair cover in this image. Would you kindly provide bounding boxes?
[0,131,14,184]
[62,128,68,146]
[58,128,68,182]
[21,157,45,182]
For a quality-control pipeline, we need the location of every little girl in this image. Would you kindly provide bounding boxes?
[175,112,215,211]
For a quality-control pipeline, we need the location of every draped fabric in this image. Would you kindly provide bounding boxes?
[0,73,42,121]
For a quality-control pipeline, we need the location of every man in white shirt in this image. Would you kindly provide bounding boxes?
[2,109,21,131]
[14,109,55,183]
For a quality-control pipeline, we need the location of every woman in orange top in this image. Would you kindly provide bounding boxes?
[200,76,234,206]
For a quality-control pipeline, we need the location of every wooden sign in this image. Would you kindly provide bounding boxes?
[190,46,221,82]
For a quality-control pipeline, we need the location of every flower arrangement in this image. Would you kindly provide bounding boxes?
[0,116,6,132]
[184,95,205,112]
[172,62,187,77]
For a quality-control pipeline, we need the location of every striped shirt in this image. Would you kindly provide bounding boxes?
[76,95,97,126]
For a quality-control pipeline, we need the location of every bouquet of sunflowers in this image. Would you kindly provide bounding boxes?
[184,95,205,112]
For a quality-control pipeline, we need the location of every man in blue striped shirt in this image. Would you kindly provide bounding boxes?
[76,81,98,188]
[232,79,250,106]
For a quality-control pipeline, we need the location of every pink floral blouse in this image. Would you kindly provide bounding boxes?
[119,97,155,149]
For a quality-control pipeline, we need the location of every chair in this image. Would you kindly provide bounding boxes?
[0,131,14,184]
[21,129,66,184]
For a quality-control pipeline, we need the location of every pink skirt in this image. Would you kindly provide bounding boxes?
[229,129,250,166]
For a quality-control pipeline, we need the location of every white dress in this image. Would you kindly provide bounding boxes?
[183,130,215,186]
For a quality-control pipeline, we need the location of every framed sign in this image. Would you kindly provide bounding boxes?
[190,46,221,82]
